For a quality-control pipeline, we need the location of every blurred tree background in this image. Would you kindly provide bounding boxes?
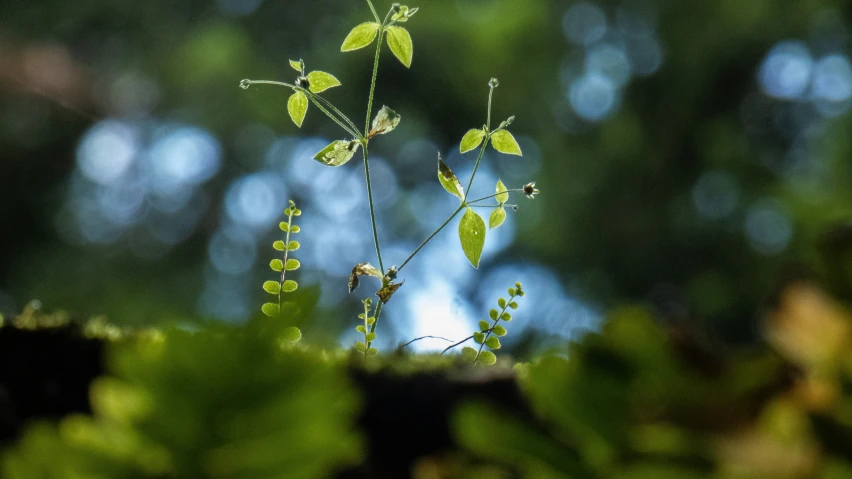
[2,0,852,352]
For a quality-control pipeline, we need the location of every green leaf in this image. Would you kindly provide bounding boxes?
[486,336,501,349]
[280,326,302,343]
[438,158,465,202]
[273,240,286,251]
[285,259,301,271]
[496,179,509,204]
[314,140,361,167]
[263,281,281,294]
[356,325,366,333]
[489,207,506,230]
[341,22,380,51]
[369,105,401,137]
[459,209,486,268]
[367,316,376,325]
[288,241,300,251]
[498,298,507,309]
[355,341,366,353]
[365,333,376,342]
[461,346,477,361]
[291,225,301,233]
[501,312,512,322]
[367,348,379,356]
[261,303,279,317]
[489,309,498,320]
[270,259,284,272]
[508,287,516,296]
[509,301,518,309]
[460,129,486,154]
[386,26,413,68]
[493,325,507,336]
[473,332,485,344]
[490,130,523,156]
[282,280,298,293]
[279,222,290,232]
[479,320,491,332]
[289,59,303,72]
[306,71,342,93]
[478,350,497,366]
[287,91,308,128]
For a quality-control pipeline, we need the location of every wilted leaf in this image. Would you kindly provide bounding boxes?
[489,207,506,229]
[369,105,401,137]
[377,281,404,304]
[287,92,308,128]
[496,180,509,204]
[306,71,342,93]
[460,129,486,154]
[459,208,486,268]
[341,22,380,51]
[478,350,497,366]
[263,281,281,294]
[490,130,522,156]
[314,140,361,167]
[386,26,413,68]
[438,157,465,201]
[280,326,302,343]
[349,263,382,293]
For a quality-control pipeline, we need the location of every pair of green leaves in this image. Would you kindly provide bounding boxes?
[459,128,522,156]
[489,180,509,229]
[341,22,414,69]
[312,106,400,167]
[286,60,342,128]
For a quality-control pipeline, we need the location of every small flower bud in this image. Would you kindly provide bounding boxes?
[296,76,310,89]
[489,78,500,89]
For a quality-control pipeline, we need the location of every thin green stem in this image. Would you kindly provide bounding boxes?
[467,189,525,204]
[309,92,361,136]
[363,145,385,273]
[365,30,384,136]
[366,0,380,22]
[468,204,518,209]
[464,139,490,197]
[241,80,361,139]
[398,204,465,272]
[474,291,517,364]
[487,85,495,131]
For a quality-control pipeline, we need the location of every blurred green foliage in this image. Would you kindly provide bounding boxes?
[2,320,361,478]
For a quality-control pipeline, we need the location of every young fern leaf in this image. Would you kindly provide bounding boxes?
[262,200,303,343]
[468,282,524,366]
[355,298,379,357]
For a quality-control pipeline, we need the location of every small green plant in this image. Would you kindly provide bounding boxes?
[354,297,378,357]
[261,200,303,343]
[442,282,524,365]
[241,1,539,354]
